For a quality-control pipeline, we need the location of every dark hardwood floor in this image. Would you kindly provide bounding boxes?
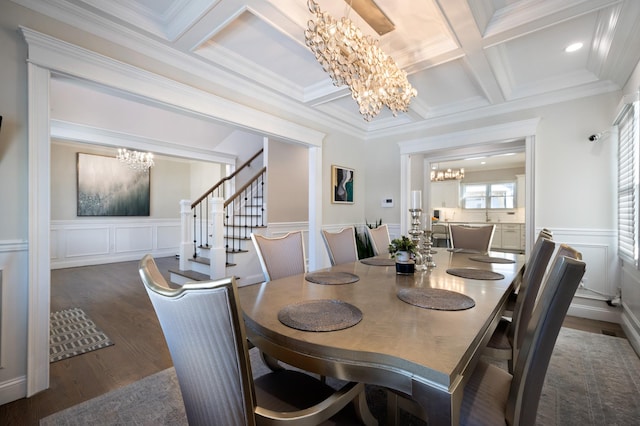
[0,257,177,426]
[0,256,627,425]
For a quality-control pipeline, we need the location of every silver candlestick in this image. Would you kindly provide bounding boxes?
[408,209,425,270]
[421,228,436,269]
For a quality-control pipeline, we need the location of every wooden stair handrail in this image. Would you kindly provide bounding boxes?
[224,167,266,208]
[191,148,263,208]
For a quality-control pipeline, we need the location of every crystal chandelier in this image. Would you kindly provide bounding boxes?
[431,168,465,182]
[305,0,417,121]
[117,148,154,172]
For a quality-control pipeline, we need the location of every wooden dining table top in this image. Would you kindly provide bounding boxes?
[238,249,525,425]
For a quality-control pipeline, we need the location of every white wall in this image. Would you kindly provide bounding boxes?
[364,138,402,226]
[267,139,309,223]
[0,0,40,402]
[322,132,367,226]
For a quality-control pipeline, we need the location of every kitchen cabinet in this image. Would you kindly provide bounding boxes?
[501,224,521,250]
[431,181,460,209]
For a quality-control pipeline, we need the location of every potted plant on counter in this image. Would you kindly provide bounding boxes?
[388,236,418,263]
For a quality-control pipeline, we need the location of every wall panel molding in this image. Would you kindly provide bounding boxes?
[51,219,179,269]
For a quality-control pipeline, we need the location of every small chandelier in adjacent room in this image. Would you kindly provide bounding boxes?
[305,0,417,121]
[117,148,154,172]
[431,168,465,182]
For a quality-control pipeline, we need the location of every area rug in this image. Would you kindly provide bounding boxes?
[50,308,114,363]
[40,328,640,425]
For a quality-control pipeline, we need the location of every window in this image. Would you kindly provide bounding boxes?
[461,182,516,209]
[617,99,640,266]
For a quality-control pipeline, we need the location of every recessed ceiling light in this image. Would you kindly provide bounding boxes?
[565,42,583,53]
[481,161,486,165]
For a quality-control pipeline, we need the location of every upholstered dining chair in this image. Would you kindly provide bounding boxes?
[251,231,306,282]
[502,228,557,318]
[366,224,391,256]
[449,224,495,252]
[539,227,553,240]
[388,247,586,426]
[460,250,585,426]
[139,254,376,426]
[321,227,359,266]
[483,235,557,372]
[250,231,308,371]
[431,223,450,248]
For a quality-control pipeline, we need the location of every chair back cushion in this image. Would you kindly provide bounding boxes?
[510,237,556,352]
[251,231,306,282]
[139,255,255,426]
[366,224,391,256]
[507,251,586,426]
[321,227,359,265]
[449,224,495,252]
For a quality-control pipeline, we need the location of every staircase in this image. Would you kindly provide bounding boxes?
[170,149,267,286]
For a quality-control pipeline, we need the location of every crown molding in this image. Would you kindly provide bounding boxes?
[20,26,327,147]
[397,118,540,155]
[366,79,619,141]
[50,120,237,164]
[12,0,363,139]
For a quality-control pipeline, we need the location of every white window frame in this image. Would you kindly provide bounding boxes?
[617,97,640,267]
[461,181,517,210]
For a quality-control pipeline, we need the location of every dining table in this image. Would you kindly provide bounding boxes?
[238,248,525,425]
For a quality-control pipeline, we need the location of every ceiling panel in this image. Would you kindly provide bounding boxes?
[15,0,640,132]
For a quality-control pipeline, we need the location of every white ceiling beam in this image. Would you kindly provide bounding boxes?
[436,0,505,104]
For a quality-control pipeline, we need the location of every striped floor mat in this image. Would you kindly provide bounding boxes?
[50,307,114,362]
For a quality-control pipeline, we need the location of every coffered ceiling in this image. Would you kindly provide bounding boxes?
[14,0,640,137]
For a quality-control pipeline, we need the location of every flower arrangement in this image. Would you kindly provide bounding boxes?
[388,236,418,258]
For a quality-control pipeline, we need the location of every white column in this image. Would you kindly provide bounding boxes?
[179,200,192,271]
[27,63,51,396]
[210,197,226,279]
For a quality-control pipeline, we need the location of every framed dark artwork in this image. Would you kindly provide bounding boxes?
[331,165,354,204]
[77,152,150,216]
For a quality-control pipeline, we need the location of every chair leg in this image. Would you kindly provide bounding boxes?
[354,389,378,426]
[386,390,399,426]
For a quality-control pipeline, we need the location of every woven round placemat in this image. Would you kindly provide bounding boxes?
[304,271,360,284]
[360,257,395,266]
[469,255,516,264]
[397,288,476,311]
[446,267,505,280]
[278,299,362,332]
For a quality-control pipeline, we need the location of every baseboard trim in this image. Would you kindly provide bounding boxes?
[567,299,622,324]
[0,375,26,405]
[51,249,178,270]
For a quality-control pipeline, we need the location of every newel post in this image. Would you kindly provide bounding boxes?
[210,197,226,279]
[179,200,192,271]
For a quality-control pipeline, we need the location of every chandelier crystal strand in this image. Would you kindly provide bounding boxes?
[305,0,416,121]
[430,168,464,181]
[117,148,154,172]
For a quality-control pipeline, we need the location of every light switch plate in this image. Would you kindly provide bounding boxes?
[381,197,394,207]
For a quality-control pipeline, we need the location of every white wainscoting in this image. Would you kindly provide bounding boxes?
[539,227,621,324]
[51,219,180,269]
[0,240,29,405]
